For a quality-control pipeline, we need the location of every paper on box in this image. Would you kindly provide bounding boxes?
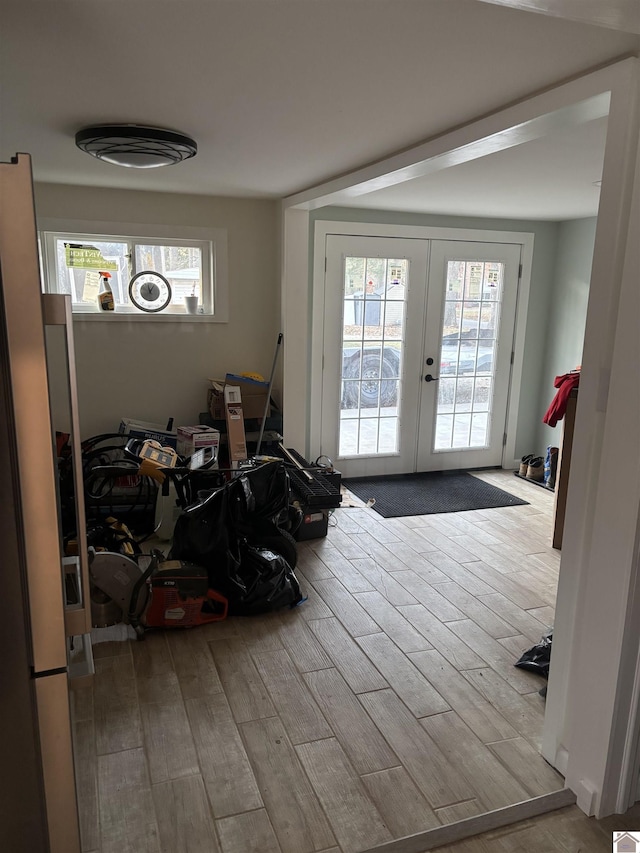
[224,385,247,462]
[207,376,271,420]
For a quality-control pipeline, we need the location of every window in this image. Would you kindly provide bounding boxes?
[39,220,228,321]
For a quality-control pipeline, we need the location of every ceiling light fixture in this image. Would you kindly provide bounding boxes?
[75,124,197,169]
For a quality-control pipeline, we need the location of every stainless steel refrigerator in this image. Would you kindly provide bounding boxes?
[0,154,87,852]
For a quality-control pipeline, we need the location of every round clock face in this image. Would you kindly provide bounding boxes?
[129,271,172,313]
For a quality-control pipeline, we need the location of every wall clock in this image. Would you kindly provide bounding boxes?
[128,271,172,313]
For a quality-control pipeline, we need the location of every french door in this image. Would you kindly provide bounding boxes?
[320,234,521,478]
[417,240,521,470]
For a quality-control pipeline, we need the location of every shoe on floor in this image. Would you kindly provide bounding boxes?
[526,456,545,482]
[519,454,534,476]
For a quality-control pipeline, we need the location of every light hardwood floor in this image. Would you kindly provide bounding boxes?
[71,471,625,853]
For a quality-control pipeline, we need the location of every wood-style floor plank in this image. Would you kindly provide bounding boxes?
[420,711,531,810]
[435,800,484,825]
[398,604,486,670]
[131,631,182,706]
[356,632,450,717]
[296,738,393,853]
[313,544,374,592]
[235,613,285,653]
[303,667,399,774]
[312,577,381,636]
[447,620,543,694]
[308,617,389,693]
[478,592,552,644]
[140,701,199,784]
[166,626,224,700]
[94,654,143,756]
[152,775,220,853]
[293,568,335,620]
[322,526,369,560]
[464,561,547,610]
[422,551,495,596]
[380,521,442,557]
[361,766,441,836]
[358,689,475,809]
[487,737,564,796]
[434,581,520,639]
[252,648,333,744]
[346,531,409,573]
[98,747,160,853]
[526,605,556,627]
[70,684,94,723]
[392,571,467,622]
[345,508,402,545]
[240,716,337,853]
[185,694,263,818]
[350,557,422,605]
[276,609,334,672]
[209,637,277,723]
[408,649,518,744]
[216,809,282,853]
[297,547,336,581]
[353,590,432,652]
[462,668,546,751]
[90,623,134,659]
[72,718,99,853]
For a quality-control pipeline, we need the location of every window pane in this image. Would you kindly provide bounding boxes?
[135,244,203,307]
[339,255,406,457]
[56,239,129,308]
[434,259,505,452]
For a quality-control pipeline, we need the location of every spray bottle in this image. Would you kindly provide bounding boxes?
[98,271,114,311]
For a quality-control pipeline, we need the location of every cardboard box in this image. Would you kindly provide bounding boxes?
[176,425,220,461]
[119,418,177,449]
[224,385,247,462]
[207,375,271,421]
[207,382,227,420]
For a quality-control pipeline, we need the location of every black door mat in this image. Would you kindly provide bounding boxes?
[343,471,528,518]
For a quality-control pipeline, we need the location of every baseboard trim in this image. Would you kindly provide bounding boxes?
[360,788,577,853]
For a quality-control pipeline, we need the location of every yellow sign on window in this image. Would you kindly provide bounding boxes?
[64,243,117,270]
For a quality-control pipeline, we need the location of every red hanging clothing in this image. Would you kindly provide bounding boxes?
[543,371,580,427]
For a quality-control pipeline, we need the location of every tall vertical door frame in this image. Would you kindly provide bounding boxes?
[281,56,640,817]
[544,58,640,817]
[281,206,310,451]
[307,220,533,467]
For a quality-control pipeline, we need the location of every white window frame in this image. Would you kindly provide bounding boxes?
[38,218,229,322]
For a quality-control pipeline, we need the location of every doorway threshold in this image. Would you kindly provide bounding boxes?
[360,788,576,853]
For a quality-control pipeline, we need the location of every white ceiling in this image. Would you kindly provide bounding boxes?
[1,0,638,219]
[347,116,609,220]
[475,0,640,33]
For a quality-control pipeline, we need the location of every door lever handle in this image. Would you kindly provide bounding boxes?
[424,374,439,382]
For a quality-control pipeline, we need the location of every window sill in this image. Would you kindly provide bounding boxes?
[71,312,225,323]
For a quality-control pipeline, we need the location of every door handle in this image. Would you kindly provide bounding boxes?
[424,374,439,382]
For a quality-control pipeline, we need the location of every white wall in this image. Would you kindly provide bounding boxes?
[34,184,280,438]
[538,217,596,452]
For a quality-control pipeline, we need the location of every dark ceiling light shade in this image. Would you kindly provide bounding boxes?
[75,124,197,169]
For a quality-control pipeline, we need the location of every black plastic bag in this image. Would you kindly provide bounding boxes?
[233,544,302,615]
[515,630,553,678]
[170,461,300,612]
[230,461,292,530]
[170,483,244,603]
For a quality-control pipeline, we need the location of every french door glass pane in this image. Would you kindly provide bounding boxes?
[339,256,408,456]
[434,260,504,451]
